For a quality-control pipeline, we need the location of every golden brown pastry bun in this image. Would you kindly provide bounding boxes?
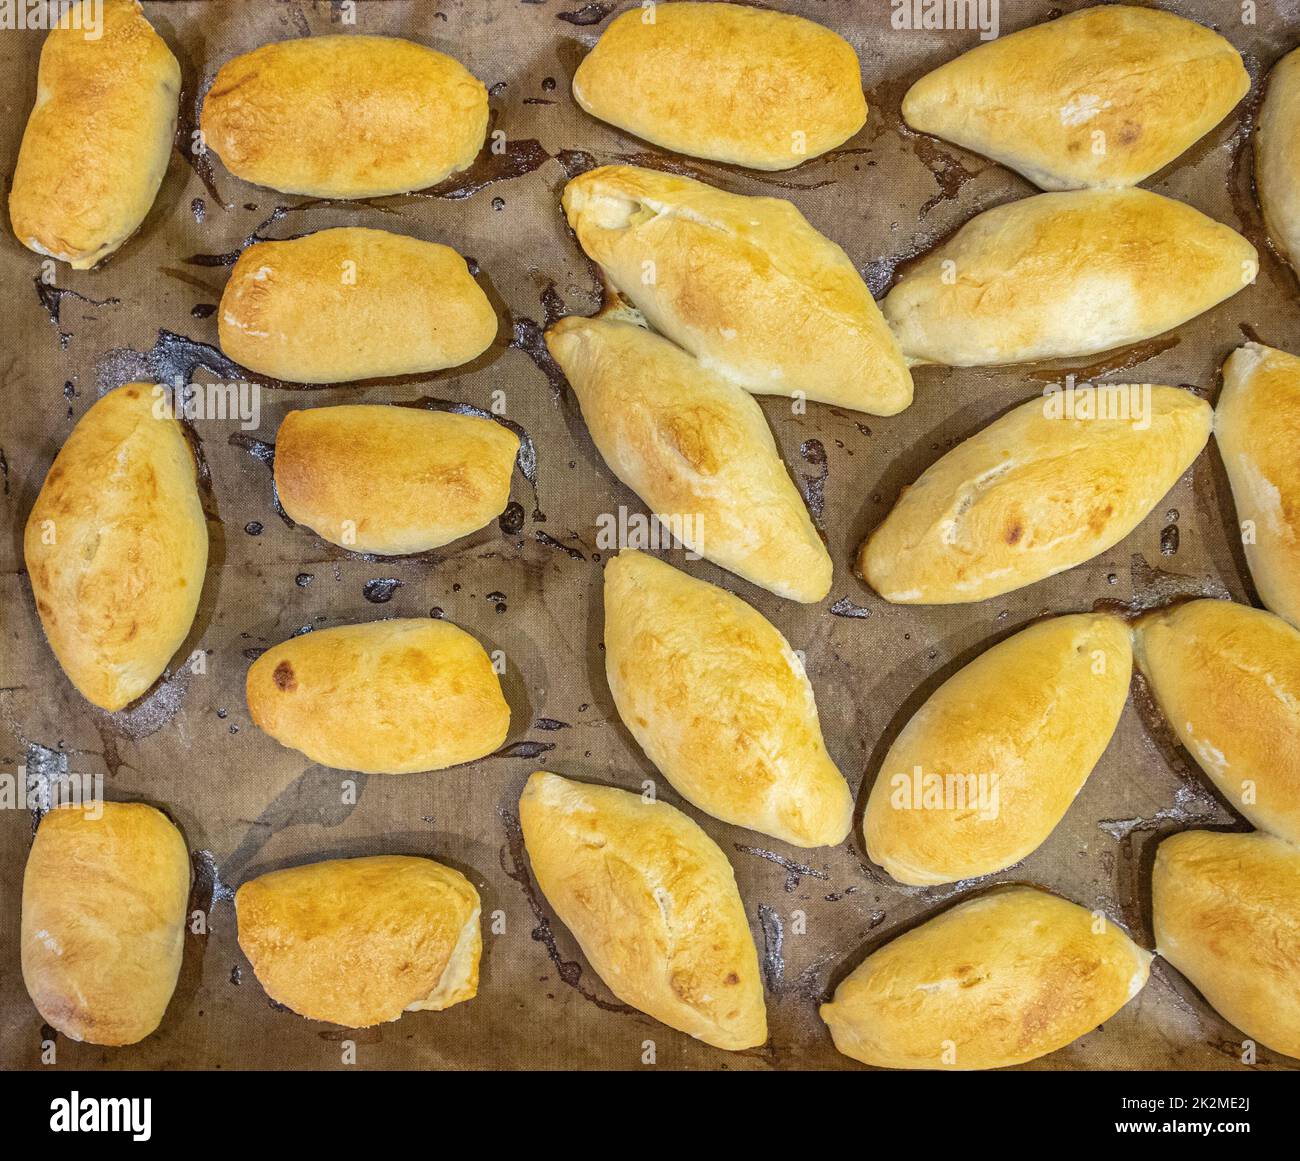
[902,5,1248,191]
[1216,344,1300,629]
[275,405,518,555]
[236,855,480,1028]
[1134,599,1300,844]
[571,2,865,171]
[1257,47,1300,266]
[545,313,830,602]
[22,802,190,1046]
[219,228,496,383]
[882,189,1256,367]
[604,551,851,847]
[200,35,487,198]
[562,165,912,415]
[9,0,179,268]
[519,771,765,1050]
[865,614,1132,886]
[246,619,509,774]
[820,886,1150,1070]
[1153,829,1300,1060]
[25,383,209,711]
[860,386,1211,604]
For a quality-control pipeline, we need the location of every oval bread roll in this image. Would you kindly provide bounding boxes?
[9,0,180,268]
[1216,344,1300,628]
[865,614,1132,886]
[22,802,190,1046]
[820,887,1151,1070]
[236,855,480,1028]
[1134,599,1300,844]
[275,405,518,555]
[545,314,830,602]
[246,619,509,774]
[25,383,209,711]
[571,2,866,171]
[219,228,496,382]
[1257,47,1300,266]
[520,771,766,1051]
[902,6,1248,191]
[563,165,912,415]
[859,386,1212,603]
[200,35,488,198]
[1153,829,1300,1061]
[882,189,1256,366]
[603,551,851,847]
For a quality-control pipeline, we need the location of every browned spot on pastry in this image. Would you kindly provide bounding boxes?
[1088,503,1115,534]
[1117,121,1141,146]
[1005,522,1023,545]
[273,661,297,691]
[724,972,739,985]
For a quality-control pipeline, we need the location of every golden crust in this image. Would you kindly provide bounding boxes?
[219,228,496,383]
[882,189,1256,367]
[21,803,190,1046]
[865,614,1132,886]
[24,383,209,711]
[1257,47,1300,266]
[1153,830,1300,1060]
[9,0,179,268]
[562,165,912,415]
[545,314,830,602]
[236,855,480,1028]
[603,551,851,847]
[902,5,1248,191]
[246,619,509,775]
[859,386,1212,604]
[275,405,518,555]
[1134,599,1300,844]
[572,2,866,171]
[519,771,766,1050]
[200,35,487,198]
[820,886,1150,1070]
[1216,344,1300,629]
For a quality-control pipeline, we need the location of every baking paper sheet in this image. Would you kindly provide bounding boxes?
[1,0,1297,1071]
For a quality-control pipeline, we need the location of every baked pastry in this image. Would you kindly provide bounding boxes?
[236,855,480,1028]
[1216,344,1300,628]
[859,386,1211,604]
[9,0,179,268]
[902,5,1248,191]
[519,771,765,1050]
[603,550,851,847]
[562,165,912,415]
[820,886,1150,1069]
[865,613,1132,885]
[275,405,518,555]
[1153,829,1300,1060]
[1134,599,1300,844]
[246,619,509,774]
[219,228,496,382]
[25,383,209,711]
[882,189,1256,366]
[571,2,866,170]
[22,802,190,1046]
[545,313,831,602]
[200,35,487,198]
[1257,47,1300,266]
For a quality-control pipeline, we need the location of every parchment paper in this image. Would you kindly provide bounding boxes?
[1,0,1298,1071]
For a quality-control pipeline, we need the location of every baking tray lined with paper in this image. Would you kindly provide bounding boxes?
[1,0,1298,1070]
